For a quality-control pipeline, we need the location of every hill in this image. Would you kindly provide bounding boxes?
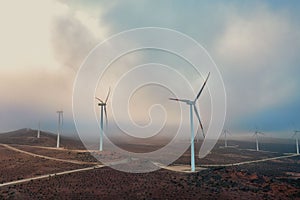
[0,128,85,149]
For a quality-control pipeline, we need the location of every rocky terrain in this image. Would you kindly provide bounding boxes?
[0,157,299,199]
[0,129,299,199]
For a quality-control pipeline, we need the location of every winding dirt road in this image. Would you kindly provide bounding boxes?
[0,143,99,165]
[0,142,299,188]
[0,165,104,188]
[199,153,299,167]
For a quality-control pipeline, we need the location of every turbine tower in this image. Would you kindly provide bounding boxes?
[253,129,263,151]
[37,121,40,138]
[169,72,210,172]
[95,88,110,151]
[293,130,300,155]
[56,110,63,148]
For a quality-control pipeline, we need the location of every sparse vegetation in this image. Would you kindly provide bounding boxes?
[0,130,299,199]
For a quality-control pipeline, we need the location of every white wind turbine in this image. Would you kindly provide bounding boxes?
[253,129,264,151]
[223,129,231,148]
[169,72,210,172]
[37,121,40,138]
[95,88,110,151]
[56,110,63,148]
[292,130,300,155]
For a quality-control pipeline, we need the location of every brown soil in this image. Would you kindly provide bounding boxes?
[0,146,92,184]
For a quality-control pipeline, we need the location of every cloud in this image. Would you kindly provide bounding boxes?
[213,4,300,126]
[96,1,300,133]
[0,0,299,136]
[215,5,299,69]
[50,6,108,71]
[0,0,62,69]
[0,0,109,132]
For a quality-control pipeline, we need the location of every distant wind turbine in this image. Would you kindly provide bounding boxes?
[37,121,40,138]
[253,129,264,151]
[223,129,231,148]
[292,130,300,155]
[169,72,210,172]
[56,110,63,148]
[95,88,110,151]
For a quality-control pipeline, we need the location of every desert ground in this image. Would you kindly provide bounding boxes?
[0,129,299,199]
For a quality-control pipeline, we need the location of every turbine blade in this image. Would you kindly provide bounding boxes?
[226,130,232,135]
[95,97,104,103]
[193,105,205,137]
[104,106,108,127]
[61,112,63,127]
[105,87,111,103]
[169,98,179,101]
[169,98,189,103]
[194,72,210,102]
[169,98,183,101]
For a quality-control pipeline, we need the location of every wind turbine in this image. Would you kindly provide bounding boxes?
[292,130,300,155]
[169,72,210,172]
[56,110,63,148]
[95,88,110,151]
[253,129,263,151]
[37,121,40,138]
[223,129,231,148]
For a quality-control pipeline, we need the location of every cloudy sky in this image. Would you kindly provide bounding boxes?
[0,0,299,138]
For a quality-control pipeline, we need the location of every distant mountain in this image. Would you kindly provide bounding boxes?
[0,128,85,149]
